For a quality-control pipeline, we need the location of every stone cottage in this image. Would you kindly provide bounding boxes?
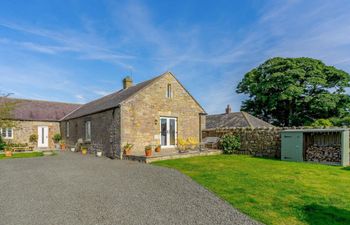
[0,97,80,149]
[206,105,274,129]
[60,72,206,158]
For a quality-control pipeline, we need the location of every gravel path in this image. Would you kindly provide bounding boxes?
[0,152,260,225]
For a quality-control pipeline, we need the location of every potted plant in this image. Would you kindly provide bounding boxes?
[29,134,38,148]
[145,145,152,157]
[4,146,12,157]
[60,140,66,150]
[81,146,87,155]
[123,143,133,155]
[96,149,102,157]
[155,145,161,153]
[52,133,62,150]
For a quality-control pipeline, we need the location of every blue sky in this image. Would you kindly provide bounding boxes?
[0,0,350,114]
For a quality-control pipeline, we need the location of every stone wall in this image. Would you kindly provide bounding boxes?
[202,127,283,158]
[121,73,205,155]
[60,108,121,158]
[6,120,60,149]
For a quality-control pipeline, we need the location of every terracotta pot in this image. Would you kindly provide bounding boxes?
[5,150,12,157]
[155,146,161,153]
[60,144,66,150]
[123,148,131,156]
[145,149,152,157]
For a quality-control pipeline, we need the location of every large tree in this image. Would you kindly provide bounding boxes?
[0,93,17,128]
[236,57,350,126]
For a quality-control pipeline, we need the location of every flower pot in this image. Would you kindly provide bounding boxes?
[5,150,12,157]
[70,148,75,152]
[96,151,102,157]
[145,149,152,157]
[60,144,66,151]
[155,146,161,153]
[81,148,87,155]
[123,148,131,156]
[54,143,60,150]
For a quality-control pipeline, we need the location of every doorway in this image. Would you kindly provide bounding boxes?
[160,117,177,147]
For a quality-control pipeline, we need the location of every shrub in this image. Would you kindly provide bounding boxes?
[52,133,62,143]
[309,119,333,127]
[330,117,350,126]
[0,136,6,151]
[187,137,198,149]
[29,134,38,143]
[219,134,240,154]
[178,137,188,150]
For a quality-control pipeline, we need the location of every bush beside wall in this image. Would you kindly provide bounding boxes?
[203,127,283,158]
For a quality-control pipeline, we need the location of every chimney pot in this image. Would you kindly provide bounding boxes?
[225,104,232,114]
[123,76,133,89]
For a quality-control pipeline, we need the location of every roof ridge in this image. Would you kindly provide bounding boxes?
[207,112,242,117]
[0,97,81,105]
[241,111,254,128]
[62,71,170,120]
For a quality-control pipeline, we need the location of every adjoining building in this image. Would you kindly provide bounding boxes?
[206,105,274,129]
[0,97,80,149]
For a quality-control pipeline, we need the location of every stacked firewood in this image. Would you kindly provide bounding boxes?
[306,146,341,163]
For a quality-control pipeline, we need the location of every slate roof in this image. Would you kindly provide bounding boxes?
[0,97,81,122]
[62,72,192,120]
[206,111,274,129]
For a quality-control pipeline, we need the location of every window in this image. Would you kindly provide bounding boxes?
[0,128,13,139]
[85,121,91,141]
[66,121,70,138]
[166,84,172,98]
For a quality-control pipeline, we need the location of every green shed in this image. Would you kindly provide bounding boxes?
[281,129,350,166]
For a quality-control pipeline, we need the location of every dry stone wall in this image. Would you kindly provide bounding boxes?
[203,127,283,158]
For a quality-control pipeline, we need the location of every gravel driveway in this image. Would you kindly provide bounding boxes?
[0,152,259,225]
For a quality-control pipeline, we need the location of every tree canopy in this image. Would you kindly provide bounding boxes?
[236,57,350,126]
[0,93,17,128]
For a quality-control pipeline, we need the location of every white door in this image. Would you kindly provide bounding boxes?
[160,117,177,147]
[38,126,49,148]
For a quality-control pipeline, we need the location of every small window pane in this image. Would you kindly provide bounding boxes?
[7,128,12,138]
[85,121,91,140]
[1,128,5,138]
[166,84,172,98]
[66,122,70,137]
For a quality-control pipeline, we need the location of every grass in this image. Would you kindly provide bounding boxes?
[0,151,44,159]
[153,155,350,225]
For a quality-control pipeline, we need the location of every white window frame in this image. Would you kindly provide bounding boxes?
[166,84,172,98]
[159,117,177,148]
[1,128,13,139]
[66,121,70,138]
[85,121,91,141]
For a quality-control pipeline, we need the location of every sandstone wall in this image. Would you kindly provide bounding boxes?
[7,120,60,149]
[121,73,205,155]
[61,108,121,158]
[203,127,283,158]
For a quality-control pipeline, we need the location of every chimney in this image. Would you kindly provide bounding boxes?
[123,76,133,89]
[225,104,232,114]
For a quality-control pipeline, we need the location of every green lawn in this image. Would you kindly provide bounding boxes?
[153,155,350,225]
[0,151,44,159]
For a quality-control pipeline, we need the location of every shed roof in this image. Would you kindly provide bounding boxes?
[0,97,81,122]
[281,128,349,133]
[206,111,274,129]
